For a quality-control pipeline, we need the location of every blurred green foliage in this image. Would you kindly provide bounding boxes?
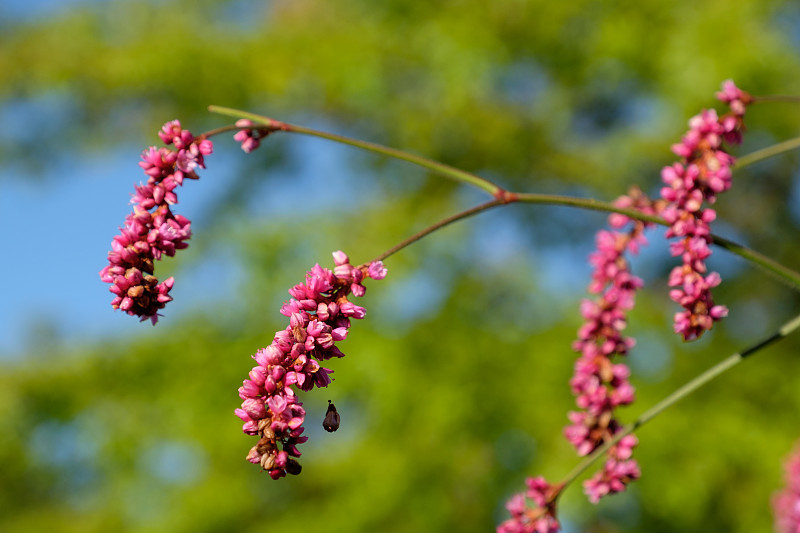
[2,0,800,532]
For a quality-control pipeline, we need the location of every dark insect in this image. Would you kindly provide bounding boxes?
[323,400,340,432]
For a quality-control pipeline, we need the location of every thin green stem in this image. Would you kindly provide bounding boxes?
[559,312,800,491]
[207,106,285,128]
[734,136,800,169]
[208,105,503,197]
[753,95,800,104]
[711,235,800,289]
[370,200,505,264]
[514,193,663,223]
[201,124,241,138]
[514,193,800,290]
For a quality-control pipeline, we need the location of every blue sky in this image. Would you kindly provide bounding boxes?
[1,146,144,355]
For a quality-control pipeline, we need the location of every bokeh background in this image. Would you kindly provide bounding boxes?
[2,1,800,532]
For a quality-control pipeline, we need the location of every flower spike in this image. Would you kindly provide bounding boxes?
[100,120,212,324]
[236,253,386,478]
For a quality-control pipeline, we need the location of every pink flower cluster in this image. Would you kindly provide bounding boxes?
[661,80,751,340]
[583,435,640,503]
[100,121,213,324]
[564,188,656,501]
[233,119,269,153]
[497,477,561,533]
[773,442,800,533]
[235,251,387,479]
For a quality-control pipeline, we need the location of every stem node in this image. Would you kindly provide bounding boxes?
[496,190,519,203]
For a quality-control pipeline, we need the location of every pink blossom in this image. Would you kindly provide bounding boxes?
[660,80,750,341]
[566,187,657,503]
[568,188,654,450]
[583,435,641,503]
[233,118,269,153]
[100,120,212,324]
[773,442,800,533]
[498,477,562,533]
[238,252,386,478]
[716,79,752,134]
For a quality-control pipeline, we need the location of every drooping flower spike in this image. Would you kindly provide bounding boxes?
[565,186,657,502]
[100,120,213,324]
[661,79,751,341]
[235,251,386,479]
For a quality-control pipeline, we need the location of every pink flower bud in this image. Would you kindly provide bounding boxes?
[368,261,387,280]
[331,250,349,265]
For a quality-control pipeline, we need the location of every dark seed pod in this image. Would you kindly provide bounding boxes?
[285,458,302,476]
[323,400,340,432]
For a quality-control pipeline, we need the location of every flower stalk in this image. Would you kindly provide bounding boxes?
[207,105,504,197]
